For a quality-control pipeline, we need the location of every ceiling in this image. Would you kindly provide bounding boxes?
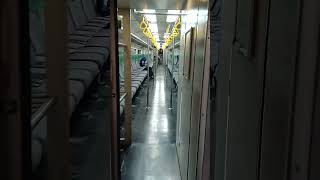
[130,9,179,48]
[118,0,189,10]
[118,0,194,48]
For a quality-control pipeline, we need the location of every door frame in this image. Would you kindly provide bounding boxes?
[288,0,320,179]
[109,0,121,179]
[1,0,31,179]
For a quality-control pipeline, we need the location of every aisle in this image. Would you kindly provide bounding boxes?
[121,65,181,180]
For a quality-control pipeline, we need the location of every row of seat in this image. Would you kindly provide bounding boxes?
[30,0,110,119]
[30,0,110,174]
[118,54,149,116]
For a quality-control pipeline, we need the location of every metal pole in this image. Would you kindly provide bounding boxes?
[154,49,157,81]
[169,37,175,110]
[165,49,167,82]
[146,38,151,110]
[166,49,170,85]
[152,49,155,86]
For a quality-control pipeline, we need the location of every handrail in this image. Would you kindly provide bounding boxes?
[119,93,127,102]
[131,33,149,47]
[118,43,127,47]
[31,97,55,129]
[119,34,155,50]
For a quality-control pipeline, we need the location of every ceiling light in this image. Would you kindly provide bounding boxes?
[168,10,181,14]
[166,10,180,23]
[145,15,157,23]
[143,9,157,23]
[143,9,156,13]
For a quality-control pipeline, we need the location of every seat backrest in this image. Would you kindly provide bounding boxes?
[69,0,88,28]
[29,11,46,55]
[30,44,39,67]
[81,0,97,20]
[67,12,77,34]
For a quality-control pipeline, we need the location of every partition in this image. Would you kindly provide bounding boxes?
[176,1,210,179]
[1,0,30,179]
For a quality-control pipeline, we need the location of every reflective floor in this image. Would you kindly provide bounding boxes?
[121,65,180,180]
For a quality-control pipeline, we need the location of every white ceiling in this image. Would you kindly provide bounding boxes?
[118,0,189,10]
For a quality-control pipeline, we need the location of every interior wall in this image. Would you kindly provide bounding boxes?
[176,0,209,179]
[214,0,270,179]
[197,21,211,180]
[213,0,237,177]
[213,0,319,180]
[176,13,195,180]
[259,0,303,179]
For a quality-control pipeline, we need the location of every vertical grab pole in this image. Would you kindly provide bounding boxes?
[157,51,159,74]
[154,49,156,83]
[156,50,159,76]
[166,48,170,83]
[146,39,151,110]
[169,37,175,110]
[152,48,155,86]
[165,49,167,82]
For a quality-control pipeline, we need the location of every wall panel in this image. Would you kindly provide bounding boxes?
[188,3,209,180]
[176,1,209,179]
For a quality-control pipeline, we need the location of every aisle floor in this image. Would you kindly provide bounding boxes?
[121,65,181,180]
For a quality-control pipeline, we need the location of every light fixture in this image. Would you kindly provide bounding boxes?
[168,10,181,14]
[143,9,157,23]
[142,9,156,13]
[166,15,178,23]
[166,10,180,22]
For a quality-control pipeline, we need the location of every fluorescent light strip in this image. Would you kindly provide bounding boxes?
[143,9,156,13]
[143,9,157,23]
[166,15,178,22]
[168,10,181,14]
[145,15,157,23]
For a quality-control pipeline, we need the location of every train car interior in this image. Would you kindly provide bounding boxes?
[25,0,211,179]
[1,0,320,180]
